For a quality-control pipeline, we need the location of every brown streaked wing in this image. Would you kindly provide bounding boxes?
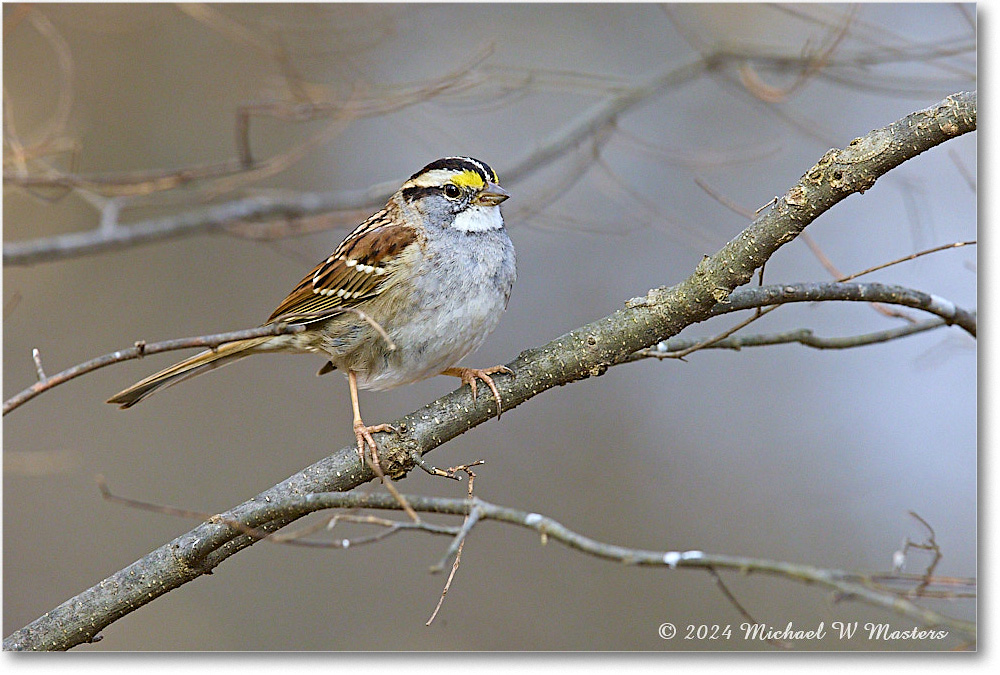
[266,212,419,324]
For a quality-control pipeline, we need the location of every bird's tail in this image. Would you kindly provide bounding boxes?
[107,336,273,409]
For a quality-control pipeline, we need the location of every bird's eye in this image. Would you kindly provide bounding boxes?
[443,184,462,199]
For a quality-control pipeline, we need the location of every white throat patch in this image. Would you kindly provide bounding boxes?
[452,205,504,232]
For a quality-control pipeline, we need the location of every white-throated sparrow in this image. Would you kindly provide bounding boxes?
[108,156,516,468]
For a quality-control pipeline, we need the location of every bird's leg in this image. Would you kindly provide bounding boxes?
[349,370,394,473]
[441,365,514,420]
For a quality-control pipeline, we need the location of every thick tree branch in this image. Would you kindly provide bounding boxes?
[3,90,976,650]
[3,193,360,266]
[3,280,972,416]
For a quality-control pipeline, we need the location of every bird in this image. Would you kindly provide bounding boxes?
[108,156,516,470]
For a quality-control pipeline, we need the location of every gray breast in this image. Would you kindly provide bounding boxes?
[364,226,515,390]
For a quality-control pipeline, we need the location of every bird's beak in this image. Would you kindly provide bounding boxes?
[474,182,510,206]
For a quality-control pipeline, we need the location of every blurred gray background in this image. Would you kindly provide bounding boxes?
[3,4,976,650]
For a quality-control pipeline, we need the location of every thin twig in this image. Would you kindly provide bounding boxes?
[31,348,46,381]
[655,306,779,360]
[904,511,944,597]
[2,323,305,415]
[629,314,959,363]
[836,240,976,283]
[864,573,975,600]
[430,505,481,574]
[705,282,976,337]
[706,567,792,649]
[426,463,481,625]
[98,475,456,549]
[805,235,917,322]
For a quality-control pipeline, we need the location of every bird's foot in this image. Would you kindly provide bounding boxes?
[354,419,396,474]
[442,365,514,419]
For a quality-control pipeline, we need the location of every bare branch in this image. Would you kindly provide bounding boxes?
[3,42,492,196]
[799,231,917,322]
[4,55,710,266]
[629,314,960,362]
[654,305,777,361]
[95,475,458,550]
[694,177,974,326]
[2,9,75,169]
[426,462,481,625]
[82,477,977,644]
[836,240,975,283]
[6,280,972,417]
[2,323,305,416]
[899,511,944,597]
[706,282,976,337]
[30,348,46,381]
[705,567,793,649]
[4,192,349,265]
[5,22,975,264]
[87,484,979,644]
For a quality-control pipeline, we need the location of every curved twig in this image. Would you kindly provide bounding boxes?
[711,282,976,337]
[628,314,961,362]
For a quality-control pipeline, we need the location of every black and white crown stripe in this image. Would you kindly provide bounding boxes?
[407,156,499,185]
